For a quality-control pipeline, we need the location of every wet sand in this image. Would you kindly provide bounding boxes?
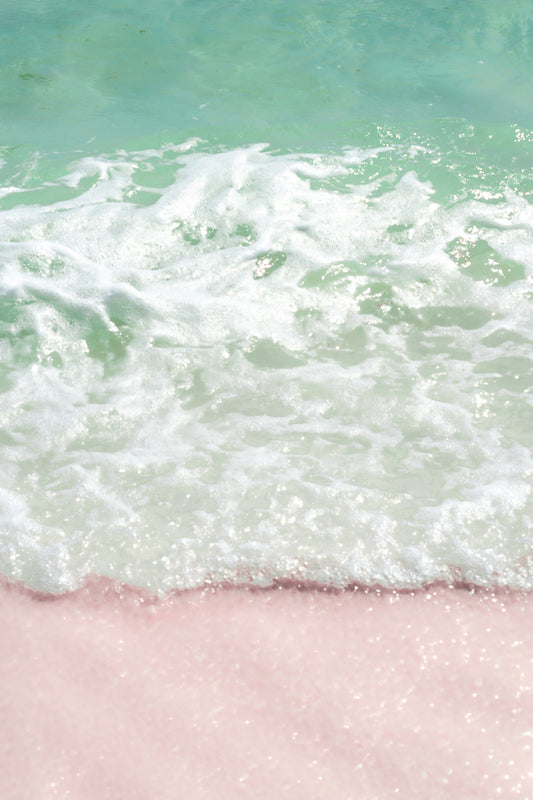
[1,579,532,799]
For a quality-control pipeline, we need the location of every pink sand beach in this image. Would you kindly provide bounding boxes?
[1,579,532,799]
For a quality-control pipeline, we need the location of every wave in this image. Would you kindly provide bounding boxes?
[0,141,532,593]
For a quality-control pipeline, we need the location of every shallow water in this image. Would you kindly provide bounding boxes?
[0,1,532,593]
[2,0,533,155]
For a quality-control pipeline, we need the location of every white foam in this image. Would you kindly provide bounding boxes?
[0,142,532,593]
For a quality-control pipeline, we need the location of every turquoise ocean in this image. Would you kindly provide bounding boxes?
[1,0,532,594]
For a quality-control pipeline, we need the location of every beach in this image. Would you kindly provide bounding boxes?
[2,579,532,799]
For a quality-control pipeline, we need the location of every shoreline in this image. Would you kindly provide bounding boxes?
[3,572,531,600]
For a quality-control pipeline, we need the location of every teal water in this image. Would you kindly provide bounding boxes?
[0,0,532,592]
[2,1,533,161]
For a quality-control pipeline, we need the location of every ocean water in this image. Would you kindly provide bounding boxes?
[1,0,532,595]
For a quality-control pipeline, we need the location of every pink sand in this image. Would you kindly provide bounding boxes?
[1,580,532,799]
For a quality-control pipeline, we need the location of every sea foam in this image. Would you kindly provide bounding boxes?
[0,142,531,593]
